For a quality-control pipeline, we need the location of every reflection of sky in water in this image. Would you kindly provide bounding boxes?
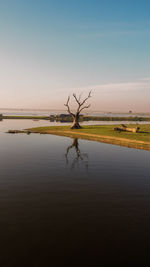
[1,120,150,182]
[0,120,150,265]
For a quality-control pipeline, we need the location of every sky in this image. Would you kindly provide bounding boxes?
[0,0,150,112]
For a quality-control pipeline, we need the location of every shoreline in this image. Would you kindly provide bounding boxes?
[8,125,150,151]
[2,115,150,122]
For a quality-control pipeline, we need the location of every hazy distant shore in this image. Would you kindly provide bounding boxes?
[1,108,150,117]
[2,115,150,122]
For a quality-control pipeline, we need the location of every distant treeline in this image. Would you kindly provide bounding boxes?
[3,115,50,120]
[1,114,150,122]
[83,116,150,121]
[50,115,150,122]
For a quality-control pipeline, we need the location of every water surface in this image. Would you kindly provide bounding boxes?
[0,120,150,266]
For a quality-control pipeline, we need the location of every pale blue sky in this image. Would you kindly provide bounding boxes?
[0,0,150,112]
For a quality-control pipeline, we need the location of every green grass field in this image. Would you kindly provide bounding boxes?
[27,124,150,151]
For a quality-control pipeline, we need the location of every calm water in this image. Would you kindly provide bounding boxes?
[0,120,150,266]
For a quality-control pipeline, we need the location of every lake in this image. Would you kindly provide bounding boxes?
[0,120,150,266]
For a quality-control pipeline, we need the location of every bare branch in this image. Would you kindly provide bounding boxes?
[78,92,83,102]
[79,104,91,113]
[73,93,81,106]
[64,96,74,117]
[80,90,92,107]
[73,90,92,113]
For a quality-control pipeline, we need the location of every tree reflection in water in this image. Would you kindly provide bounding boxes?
[65,138,88,170]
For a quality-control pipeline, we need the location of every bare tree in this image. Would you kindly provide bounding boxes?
[64,90,92,129]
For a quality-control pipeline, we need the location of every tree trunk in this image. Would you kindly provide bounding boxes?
[71,114,82,129]
[114,126,140,133]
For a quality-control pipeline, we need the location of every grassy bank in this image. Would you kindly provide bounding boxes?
[26,124,150,151]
